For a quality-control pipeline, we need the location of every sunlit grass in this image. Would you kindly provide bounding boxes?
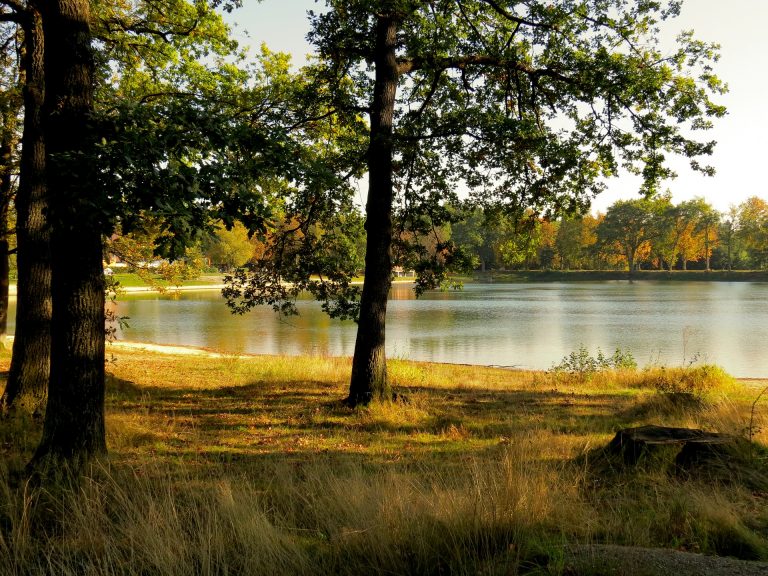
[0,348,767,574]
[109,272,224,289]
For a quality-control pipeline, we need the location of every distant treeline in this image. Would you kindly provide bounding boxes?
[450,194,768,272]
[107,194,768,278]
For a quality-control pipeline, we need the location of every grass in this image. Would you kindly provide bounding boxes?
[0,349,767,575]
[109,272,225,289]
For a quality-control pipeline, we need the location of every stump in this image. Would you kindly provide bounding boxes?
[607,424,734,466]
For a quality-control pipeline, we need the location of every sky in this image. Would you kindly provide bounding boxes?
[225,0,768,215]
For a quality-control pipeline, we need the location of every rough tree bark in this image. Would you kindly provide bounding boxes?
[347,13,398,406]
[2,2,51,414]
[29,0,106,472]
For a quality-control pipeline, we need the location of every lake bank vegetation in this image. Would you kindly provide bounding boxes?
[469,269,768,283]
[102,192,768,292]
[1,348,767,574]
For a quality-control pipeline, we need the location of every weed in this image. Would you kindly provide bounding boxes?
[550,345,637,380]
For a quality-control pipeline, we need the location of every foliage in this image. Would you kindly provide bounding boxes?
[107,217,204,288]
[203,221,255,271]
[224,209,366,320]
[360,0,727,207]
[649,364,734,400]
[444,192,768,273]
[88,4,331,263]
[550,345,637,378]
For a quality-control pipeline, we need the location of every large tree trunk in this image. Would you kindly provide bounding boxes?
[2,4,51,414]
[29,0,105,473]
[347,14,398,406]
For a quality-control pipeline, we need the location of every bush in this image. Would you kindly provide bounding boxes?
[550,345,637,378]
[649,364,733,399]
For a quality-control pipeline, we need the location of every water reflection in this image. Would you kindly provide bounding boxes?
[17,281,768,377]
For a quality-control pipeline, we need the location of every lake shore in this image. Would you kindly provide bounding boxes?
[470,269,768,282]
[9,269,768,298]
[105,339,768,386]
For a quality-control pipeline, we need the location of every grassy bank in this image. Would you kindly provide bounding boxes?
[109,272,225,289]
[1,350,767,574]
[470,270,768,282]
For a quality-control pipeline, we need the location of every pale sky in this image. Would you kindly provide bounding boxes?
[225,0,768,215]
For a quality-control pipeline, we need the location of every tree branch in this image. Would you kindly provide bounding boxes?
[100,16,200,43]
[398,54,573,86]
[478,0,552,30]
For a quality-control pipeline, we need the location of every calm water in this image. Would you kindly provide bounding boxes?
[78,281,765,377]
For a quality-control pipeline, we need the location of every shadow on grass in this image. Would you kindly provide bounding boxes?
[100,370,648,477]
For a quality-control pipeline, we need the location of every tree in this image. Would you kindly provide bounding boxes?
[690,197,719,271]
[497,215,542,270]
[0,0,51,415]
[654,194,687,270]
[0,21,21,346]
[107,217,205,288]
[597,199,658,274]
[29,0,106,471]
[307,0,724,404]
[718,206,740,271]
[205,221,255,271]
[1,0,250,415]
[450,207,502,271]
[555,216,598,270]
[27,0,296,471]
[736,197,768,269]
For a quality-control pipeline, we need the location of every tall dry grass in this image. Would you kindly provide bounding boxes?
[0,349,766,575]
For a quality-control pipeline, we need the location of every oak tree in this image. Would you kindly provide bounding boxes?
[0,0,50,414]
[307,0,725,404]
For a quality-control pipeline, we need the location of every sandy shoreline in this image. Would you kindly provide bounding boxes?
[107,340,239,357]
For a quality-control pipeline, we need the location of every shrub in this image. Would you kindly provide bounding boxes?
[550,345,637,379]
[649,365,734,399]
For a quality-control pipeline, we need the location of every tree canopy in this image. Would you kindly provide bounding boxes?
[303,0,726,404]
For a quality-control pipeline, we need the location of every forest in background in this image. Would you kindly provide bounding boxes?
[108,193,768,279]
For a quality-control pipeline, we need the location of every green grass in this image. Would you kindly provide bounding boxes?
[109,272,224,289]
[0,351,767,575]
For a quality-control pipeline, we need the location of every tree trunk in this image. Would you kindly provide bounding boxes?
[626,247,635,276]
[347,14,398,406]
[0,121,13,346]
[29,0,105,473]
[704,230,711,271]
[2,4,51,414]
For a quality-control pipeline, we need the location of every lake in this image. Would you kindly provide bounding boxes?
[78,281,768,377]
